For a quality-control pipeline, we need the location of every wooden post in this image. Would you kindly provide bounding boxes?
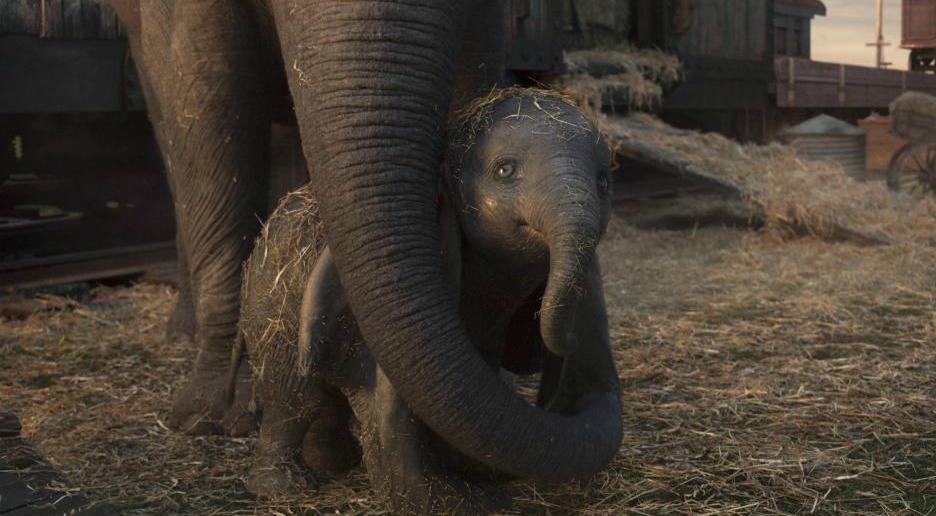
[866,0,892,68]
[876,0,884,67]
[838,64,846,107]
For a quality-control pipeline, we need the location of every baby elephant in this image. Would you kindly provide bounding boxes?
[238,88,622,514]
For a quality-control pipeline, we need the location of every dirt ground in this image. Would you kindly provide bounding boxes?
[1,220,934,515]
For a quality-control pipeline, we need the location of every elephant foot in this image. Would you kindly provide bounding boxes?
[246,448,316,499]
[301,424,361,474]
[168,350,259,436]
[444,479,512,516]
[165,294,196,345]
[359,370,513,515]
[381,472,511,516]
[220,358,261,437]
[168,372,226,435]
[301,391,361,473]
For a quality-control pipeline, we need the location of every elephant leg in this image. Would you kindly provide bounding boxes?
[219,351,258,437]
[246,391,315,498]
[301,387,361,474]
[113,5,196,347]
[135,0,271,435]
[351,369,510,516]
[165,229,197,344]
[537,262,621,415]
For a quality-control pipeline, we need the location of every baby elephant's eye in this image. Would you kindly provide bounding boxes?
[494,161,517,180]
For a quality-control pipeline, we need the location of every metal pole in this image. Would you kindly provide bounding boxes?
[867,0,891,68]
[876,0,884,68]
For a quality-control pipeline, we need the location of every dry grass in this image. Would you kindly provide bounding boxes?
[593,223,936,515]
[448,86,594,145]
[891,92,936,121]
[606,114,936,247]
[890,93,936,145]
[560,47,682,114]
[2,222,935,515]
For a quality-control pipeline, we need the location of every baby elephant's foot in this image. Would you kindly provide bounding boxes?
[246,447,316,499]
[387,474,511,516]
[432,477,512,516]
[368,438,510,515]
[301,389,361,473]
[302,426,361,474]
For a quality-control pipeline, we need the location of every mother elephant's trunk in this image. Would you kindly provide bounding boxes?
[273,0,621,482]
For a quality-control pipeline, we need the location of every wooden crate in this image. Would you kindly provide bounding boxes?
[858,116,908,177]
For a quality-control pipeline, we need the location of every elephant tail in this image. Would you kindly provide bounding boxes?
[225,330,246,409]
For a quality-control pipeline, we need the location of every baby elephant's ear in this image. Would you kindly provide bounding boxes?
[297,246,347,377]
[438,189,462,302]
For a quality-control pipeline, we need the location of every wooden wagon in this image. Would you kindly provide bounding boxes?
[887,92,936,195]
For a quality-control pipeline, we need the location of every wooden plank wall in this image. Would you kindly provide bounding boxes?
[0,0,122,39]
[0,1,41,35]
[672,0,769,61]
[776,57,936,109]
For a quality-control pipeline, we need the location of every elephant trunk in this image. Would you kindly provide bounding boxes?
[278,0,620,482]
[539,232,598,357]
[533,168,604,357]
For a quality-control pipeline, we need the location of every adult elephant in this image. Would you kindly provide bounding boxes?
[108,0,622,482]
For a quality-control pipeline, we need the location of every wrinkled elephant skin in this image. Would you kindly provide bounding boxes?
[240,91,621,514]
[111,0,622,484]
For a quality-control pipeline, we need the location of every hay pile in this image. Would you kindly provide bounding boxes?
[890,92,936,143]
[891,91,936,120]
[447,86,595,148]
[606,114,936,247]
[2,223,934,514]
[560,47,682,114]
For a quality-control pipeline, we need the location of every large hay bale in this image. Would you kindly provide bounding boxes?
[890,91,936,143]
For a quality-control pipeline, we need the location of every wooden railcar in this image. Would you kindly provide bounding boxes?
[902,0,936,71]
[624,0,936,141]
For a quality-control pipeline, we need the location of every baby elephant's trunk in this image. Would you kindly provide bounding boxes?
[537,173,604,357]
[540,230,599,357]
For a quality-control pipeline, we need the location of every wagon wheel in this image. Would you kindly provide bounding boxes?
[886,143,936,196]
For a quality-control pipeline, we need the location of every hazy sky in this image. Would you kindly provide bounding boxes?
[811,0,910,70]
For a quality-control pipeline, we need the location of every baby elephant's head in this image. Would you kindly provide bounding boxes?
[445,89,612,357]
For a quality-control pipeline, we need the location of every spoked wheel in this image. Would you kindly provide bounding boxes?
[886,143,936,196]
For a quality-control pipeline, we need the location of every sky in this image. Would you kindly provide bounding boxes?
[811,0,910,70]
